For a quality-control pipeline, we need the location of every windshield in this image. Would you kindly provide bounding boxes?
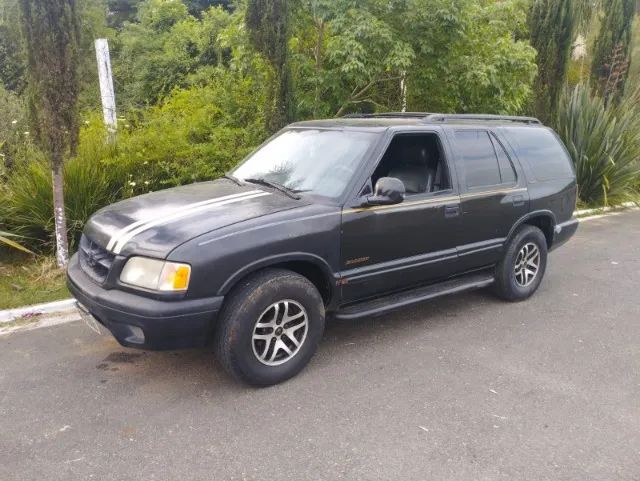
[232,129,377,200]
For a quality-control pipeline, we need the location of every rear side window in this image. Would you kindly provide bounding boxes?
[504,127,574,182]
[455,131,501,188]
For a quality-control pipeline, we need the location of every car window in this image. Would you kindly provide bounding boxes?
[369,133,451,195]
[232,129,377,200]
[490,134,517,184]
[455,130,501,188]
[503,127,574,182]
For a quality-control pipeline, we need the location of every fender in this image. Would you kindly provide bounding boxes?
[506,209,557,246]
[217,252,338,300]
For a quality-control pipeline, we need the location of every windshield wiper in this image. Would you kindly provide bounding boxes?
[223,173,242,186]
[243,178,301,200]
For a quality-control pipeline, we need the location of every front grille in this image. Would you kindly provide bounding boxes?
[78,234,115,284]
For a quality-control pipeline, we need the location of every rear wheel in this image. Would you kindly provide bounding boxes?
[215,269,325,386]
[494,225,548,301]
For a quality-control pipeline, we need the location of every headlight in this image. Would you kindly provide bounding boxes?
[120,257,191,292]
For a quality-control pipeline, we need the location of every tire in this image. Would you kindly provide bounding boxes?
[494,225,548,302]
[215,268,325,386]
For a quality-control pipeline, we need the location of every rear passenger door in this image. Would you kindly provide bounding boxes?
[448,129,529,271]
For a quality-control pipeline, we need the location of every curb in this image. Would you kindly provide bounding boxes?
[575,202,637,218]
[0,298,78,324]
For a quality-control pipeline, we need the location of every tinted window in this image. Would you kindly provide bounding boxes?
[455,130,501,188]
[233,129,377,199]
[490,135,517,184]
[505,127,574,181]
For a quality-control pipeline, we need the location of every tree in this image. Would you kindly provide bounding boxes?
[528,0,577,122]
[19,0,81,267]
[112,1,232,109]
[591,0,636,103]
[404,0,537,114]
[291,0,536,118]
[246,0,293,132]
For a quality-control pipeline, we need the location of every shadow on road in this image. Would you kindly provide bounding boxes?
[82,287,500,393]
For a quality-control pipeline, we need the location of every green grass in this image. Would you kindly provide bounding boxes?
[0,251,69,310]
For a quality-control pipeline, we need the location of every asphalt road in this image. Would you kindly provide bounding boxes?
[2,211,640,481]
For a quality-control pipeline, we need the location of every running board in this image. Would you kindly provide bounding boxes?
[334,272,495,320]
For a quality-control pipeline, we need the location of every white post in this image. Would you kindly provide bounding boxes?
[400,71,407,113]
[95,38,117,136]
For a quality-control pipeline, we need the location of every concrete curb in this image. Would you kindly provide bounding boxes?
[575,202,637,218]
[0,298,77,324]
[0,203,638,327]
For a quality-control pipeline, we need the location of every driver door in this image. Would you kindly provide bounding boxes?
[339,131,462,303]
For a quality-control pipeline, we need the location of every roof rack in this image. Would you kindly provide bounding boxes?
[424,113,541,125]
[342,112,541,125]
[342,112,435,119]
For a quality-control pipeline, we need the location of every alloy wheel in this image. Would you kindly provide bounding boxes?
[514,242,540,287]
[251,300,309,366]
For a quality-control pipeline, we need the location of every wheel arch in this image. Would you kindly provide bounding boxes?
[507,210,556,249]
[217,253,337,307]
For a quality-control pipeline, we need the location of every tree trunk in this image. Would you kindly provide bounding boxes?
[51,155,69,267]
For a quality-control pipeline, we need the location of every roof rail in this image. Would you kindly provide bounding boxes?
[342,112,434,119]
[423,113,541,125]
[342,112,541,125]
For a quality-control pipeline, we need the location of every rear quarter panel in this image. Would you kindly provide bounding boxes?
[498,126,577,225]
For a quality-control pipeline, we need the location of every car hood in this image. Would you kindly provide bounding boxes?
[84,179,307,258]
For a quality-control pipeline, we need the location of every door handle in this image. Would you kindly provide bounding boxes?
[444,204,460,218]
[511,195,525,207]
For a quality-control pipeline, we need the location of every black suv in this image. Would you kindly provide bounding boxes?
[67,113,578,385]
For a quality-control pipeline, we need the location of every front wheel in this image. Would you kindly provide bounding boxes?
[494,225,548,302]
[215,269,325,386]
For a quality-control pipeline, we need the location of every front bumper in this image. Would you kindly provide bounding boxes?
[67,254,223,350]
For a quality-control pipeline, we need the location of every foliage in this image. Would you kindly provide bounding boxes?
[528,0,578,123]
[104,69,267,194]
[246,0,293,132]
[0,85,26,171]
[554,85,640,206]
[291,0,413,118]
[291,0,536,118]
[0,230,34,254]
[591,0,636,103]
[1,144,120,251]
[1,67,267,253]
[0,23,24,92]
[19,0,83,266]
[19,0,82,163]
[406,0,537,114]
[629,16,640,95]
[111,0,233,109]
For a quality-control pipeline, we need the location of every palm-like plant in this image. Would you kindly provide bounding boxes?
[0,230,34,254]
[554,85,640,206]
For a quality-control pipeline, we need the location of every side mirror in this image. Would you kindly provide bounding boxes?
[364,177,405,206]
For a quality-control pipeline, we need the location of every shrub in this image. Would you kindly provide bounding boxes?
[103,68,267,197]
[1,69,267,253]
[1,144,120,252]
[554,85,640,206]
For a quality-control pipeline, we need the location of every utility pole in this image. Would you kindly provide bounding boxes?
[95,38,117,136]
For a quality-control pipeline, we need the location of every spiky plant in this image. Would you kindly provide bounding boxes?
[0,230,34,254]
[554,85,640,206]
